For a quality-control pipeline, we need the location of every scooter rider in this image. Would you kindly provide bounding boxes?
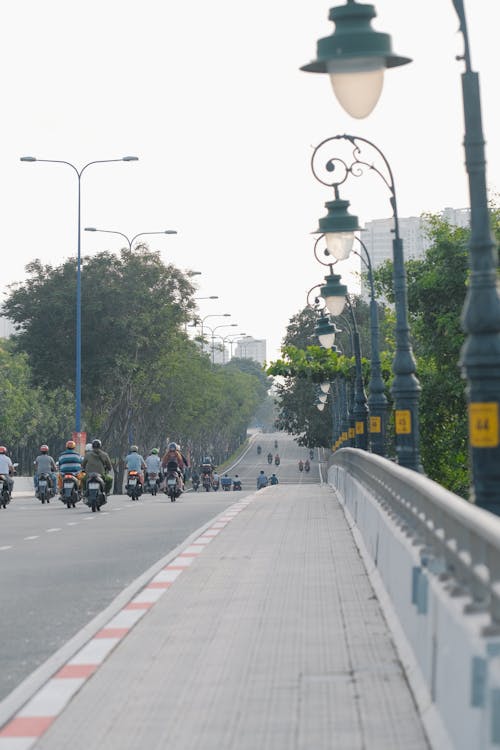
[257,470,268,489]
[161,442,187,489]
[34,444,57,496]
[125,445,146,486]
[270,473,279,485]
[82,439,113,497]
[0,446,15,496]
[57,440,83,495]
[145,448,162,486]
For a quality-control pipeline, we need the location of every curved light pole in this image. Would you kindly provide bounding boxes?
[204,323,238,364]
[219,332,247,363]
[84,227,177,250]
[311,136,422,471]
[20,155,138,435]
[197,313,231,353]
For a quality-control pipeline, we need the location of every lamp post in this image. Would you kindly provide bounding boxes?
[84,227,177,250]
[311,136,422,471]
[304,0,500,508]
[198,313,231,353]
[205,323,238,364]
[220,333,247,363]
[20,155,138,434]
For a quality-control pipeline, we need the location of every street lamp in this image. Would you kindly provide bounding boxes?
[300,1,410,118]
[197,313,231,353]
[204,323,238,364]
[84,227,177,250]
[305,0,500,509]
[311,135,422,472]
[218,332,247,363]
[20,155,138,436]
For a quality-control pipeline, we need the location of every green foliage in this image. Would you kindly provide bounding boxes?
[2,248,268,479]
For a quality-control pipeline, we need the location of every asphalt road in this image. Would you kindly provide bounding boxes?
[0,433,320,702]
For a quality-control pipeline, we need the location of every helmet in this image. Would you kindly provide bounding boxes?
[168,442,177,451]
[92,439,102,449]
[0,446,6,454]
[40,444,49,453]
[85,443,92,451]
[130,445,138,452]
[151,448,159,455]
[66,440,76,449]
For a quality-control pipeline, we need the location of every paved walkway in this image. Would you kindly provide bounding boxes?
[30,484,429,749]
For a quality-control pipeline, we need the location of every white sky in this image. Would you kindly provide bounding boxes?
[2,0,499,362]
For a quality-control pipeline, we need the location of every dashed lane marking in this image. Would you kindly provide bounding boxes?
[24,536,39,541]
[0,546,12,551]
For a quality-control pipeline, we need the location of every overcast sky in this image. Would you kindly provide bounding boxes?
[2,0,499,361]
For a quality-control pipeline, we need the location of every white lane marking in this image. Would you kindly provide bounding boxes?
[82,517,95,521]
[46,528,62,533]
[69,638,120,666]
[24,536,39,541]
[66,522,78,526]
[112,507,124,511]
[18,677,86,717]
[0,545,12,551]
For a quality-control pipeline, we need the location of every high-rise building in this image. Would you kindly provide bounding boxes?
[360,207,471,297]
[234,336,267,366]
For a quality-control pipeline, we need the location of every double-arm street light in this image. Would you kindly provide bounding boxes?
[84,227,177,250]
[196,313,232,353]
[20,155,138,436]
[213,332,247,364]
[204,323,238,364]
[303,0,500,511]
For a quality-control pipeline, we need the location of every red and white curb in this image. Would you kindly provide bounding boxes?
[0,498,253,749]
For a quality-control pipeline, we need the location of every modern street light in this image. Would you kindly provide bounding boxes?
[197,313,231,353]
[311,135,422,471]
[20,154,139,437]
[304,0,500,510]
[204,323,238,364]
[217,332,247,363]
[84,227,177,250]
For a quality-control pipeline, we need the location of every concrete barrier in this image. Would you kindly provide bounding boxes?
[329,461,500,750]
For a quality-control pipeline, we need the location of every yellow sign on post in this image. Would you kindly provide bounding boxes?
[356,421,364,434]
[395,410,412,435]
[469,403,499,448]
[348,427,355,439]
[370,416,381,433]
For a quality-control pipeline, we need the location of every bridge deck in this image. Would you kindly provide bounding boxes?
[34,484,429,749]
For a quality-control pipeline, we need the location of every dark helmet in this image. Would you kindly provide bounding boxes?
[92,439,102,449]
[40,444,49,453]
[168,442,177,451]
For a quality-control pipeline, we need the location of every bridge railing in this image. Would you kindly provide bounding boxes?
[330,448,500,633]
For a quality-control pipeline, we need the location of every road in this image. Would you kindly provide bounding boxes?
[0,433,319,702]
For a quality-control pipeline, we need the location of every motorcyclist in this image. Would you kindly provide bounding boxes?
[233,474,242,490]
[145,448,162,487]
[274,453,280,465]
[270,473,279,485]
[0,446,15,496]
[212,470,220,490]
[220,473,232,490]
[81,439,113,497]
[125,445,147,486]
[162,442,187,489]
[298,460,304,472]
[191,469,200,488]
[256,470,268,489]
[267,452,273,464]
[58,440,84,495]
[256,445,262,454]
[34,444,57,497]
[304,459,310,472]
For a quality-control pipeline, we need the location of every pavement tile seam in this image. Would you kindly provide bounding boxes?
[0,497,255,749]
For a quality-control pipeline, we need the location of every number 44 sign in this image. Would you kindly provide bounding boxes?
[469,403,499,448]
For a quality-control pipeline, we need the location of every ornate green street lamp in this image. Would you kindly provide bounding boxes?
[304,0,500,510]
[301,1,410,118]
[310,136,422,471]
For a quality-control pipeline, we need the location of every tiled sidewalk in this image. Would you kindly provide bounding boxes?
[32,484,429,750]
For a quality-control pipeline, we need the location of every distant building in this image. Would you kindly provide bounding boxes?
[234,337,267,366]
[360,207,471,297]
[0,317,15,339]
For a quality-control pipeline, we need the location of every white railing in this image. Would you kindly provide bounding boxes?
[331,448,500,633]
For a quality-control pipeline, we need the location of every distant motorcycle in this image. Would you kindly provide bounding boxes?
[61,473,81,509]
[221,476,232,491]
[304,460,310,473]
[309,449,314,460]
[191,476,200,492]
[85,473,107,512]
[37,472,54,504]
[165,461,182,502]
[233,478,242,491]
[126,470,143,501]
[145,472,160,496]
[298,460,304,472]
[267,453,273,464]
[257,445,262,455]
[202,473,211,492]
[212,477,220,492]
[274,454,280,466]
[0,474,11,508]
